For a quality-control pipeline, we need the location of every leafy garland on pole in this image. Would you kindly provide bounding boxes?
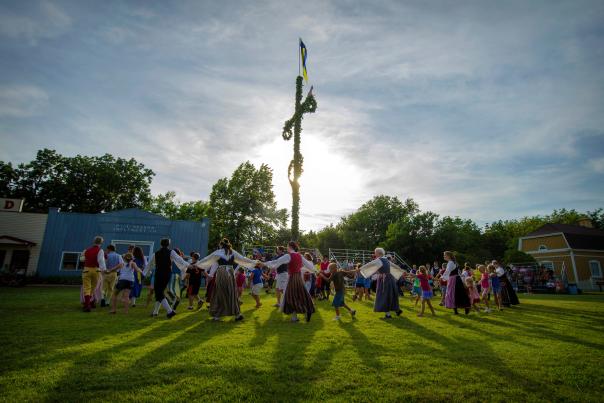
[282,76,317,241]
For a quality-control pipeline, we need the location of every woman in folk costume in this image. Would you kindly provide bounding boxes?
[359,248,404,319]
[443,251,471,314]
[195,238,258,321]
[262,241,316,322]
[493,260,519,307]
[129,246,147,307]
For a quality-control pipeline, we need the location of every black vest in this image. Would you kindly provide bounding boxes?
[155,247,172,277]
[275,254,288,274]
[218,252,235,266]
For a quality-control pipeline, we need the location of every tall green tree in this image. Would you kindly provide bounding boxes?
[209,161,287,248]
[340,195,418,250]
[0,149,154,213]
[282,76,317,241]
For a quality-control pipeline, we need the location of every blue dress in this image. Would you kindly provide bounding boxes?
[130,257,145,299]
[373,258,400,313]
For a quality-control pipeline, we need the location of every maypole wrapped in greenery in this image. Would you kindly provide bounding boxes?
[282,75,317,241]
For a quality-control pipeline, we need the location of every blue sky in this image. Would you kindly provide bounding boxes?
[0,0,603,230]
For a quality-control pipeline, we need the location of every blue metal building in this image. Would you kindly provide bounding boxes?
[37,208,210,277]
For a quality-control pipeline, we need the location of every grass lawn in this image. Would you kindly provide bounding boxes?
[0,287,603,402]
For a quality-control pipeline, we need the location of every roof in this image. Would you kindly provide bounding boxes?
[0,235,36,247]
[525,223,604,250]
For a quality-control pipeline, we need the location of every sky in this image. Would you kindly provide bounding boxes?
[0,0,603,230]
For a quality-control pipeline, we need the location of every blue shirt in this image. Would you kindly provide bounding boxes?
[251,268,263,285]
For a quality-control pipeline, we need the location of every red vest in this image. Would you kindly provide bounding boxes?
[84,245,101,268]
[288,252,302,274]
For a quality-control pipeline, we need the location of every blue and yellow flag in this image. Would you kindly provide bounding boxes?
[299,38,308,82]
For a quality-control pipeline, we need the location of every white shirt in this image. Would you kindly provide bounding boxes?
[263,253,315,272]
[119,261,140,282]
[496,266,505,277]
[358,258,404,280]
[195,249,257,270]
[442,260,456,281]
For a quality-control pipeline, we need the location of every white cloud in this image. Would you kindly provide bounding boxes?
[0,1,71,45]
[0,85,49,117]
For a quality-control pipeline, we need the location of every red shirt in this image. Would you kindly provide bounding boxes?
[417,273,432,291]
[236,273,246,288]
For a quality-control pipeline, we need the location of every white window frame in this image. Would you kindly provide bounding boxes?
[111,240,155,260]
[589,260,602,278]
[540,261,554,271]
[59,251,83,272]
[538,244,548,251]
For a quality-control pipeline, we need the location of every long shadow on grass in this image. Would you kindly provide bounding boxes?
[41,312,225,402]
[383,315,560,400]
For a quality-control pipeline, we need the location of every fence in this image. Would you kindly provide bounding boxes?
[508,260,570,293]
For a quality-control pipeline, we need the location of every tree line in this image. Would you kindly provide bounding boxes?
[1,149,602,265]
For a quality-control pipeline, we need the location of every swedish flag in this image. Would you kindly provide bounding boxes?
[299,38,308,82]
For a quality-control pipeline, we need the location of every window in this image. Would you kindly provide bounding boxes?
[60,252,83,271]
[589,260,602,278]
[112,240,154,260]
[538,245,548,251]
[540,261,554,271]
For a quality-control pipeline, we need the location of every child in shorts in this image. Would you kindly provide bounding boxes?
[249,265,267,308]
[110,253,143,314]
[318,263,356,321]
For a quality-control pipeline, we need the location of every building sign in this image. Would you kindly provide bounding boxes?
[0,198,24,212]
[112,223,158,234]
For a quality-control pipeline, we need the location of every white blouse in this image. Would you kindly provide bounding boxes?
[442,260,456,281]
[359,258,405,280]
[263,253,315,273]
[195,249,257,270]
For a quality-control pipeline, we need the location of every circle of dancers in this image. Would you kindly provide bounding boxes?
[79,236,520,321]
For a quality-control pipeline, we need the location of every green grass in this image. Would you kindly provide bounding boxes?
[0,287,603,402]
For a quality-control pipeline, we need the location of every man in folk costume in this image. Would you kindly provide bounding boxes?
[262,241,316,322]
[145,238,189,319]
[82,236,107,312]
[359,248,404,319]
[195,238,259,321]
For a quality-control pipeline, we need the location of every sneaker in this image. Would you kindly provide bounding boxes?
[166,311,177,319]
[351,310,357,317]
[396,309,403,317]
[273,303,280,308]
[187,306,194,310]
[197,300,204,309]
[384,314,392,320]
[333,316,341,321]
[150,313,158,317]
[291,317,300,322]
[235,315,244,321]
[212,317,222,321]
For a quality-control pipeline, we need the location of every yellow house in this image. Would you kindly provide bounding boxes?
[518,221,604,291]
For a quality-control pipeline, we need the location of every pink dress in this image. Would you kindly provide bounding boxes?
[468,284,480,304]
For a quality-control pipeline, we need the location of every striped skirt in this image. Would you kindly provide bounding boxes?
[209,266,240,318]
[282,272,315,316]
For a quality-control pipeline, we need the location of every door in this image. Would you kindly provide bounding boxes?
[9,250,30,274]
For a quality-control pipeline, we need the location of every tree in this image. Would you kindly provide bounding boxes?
[282,76,317,241]
[0,149,154,213]
[340,195,418,250]
[146,191,212,222]
[586,208,604,230]
[209,161,288,248]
